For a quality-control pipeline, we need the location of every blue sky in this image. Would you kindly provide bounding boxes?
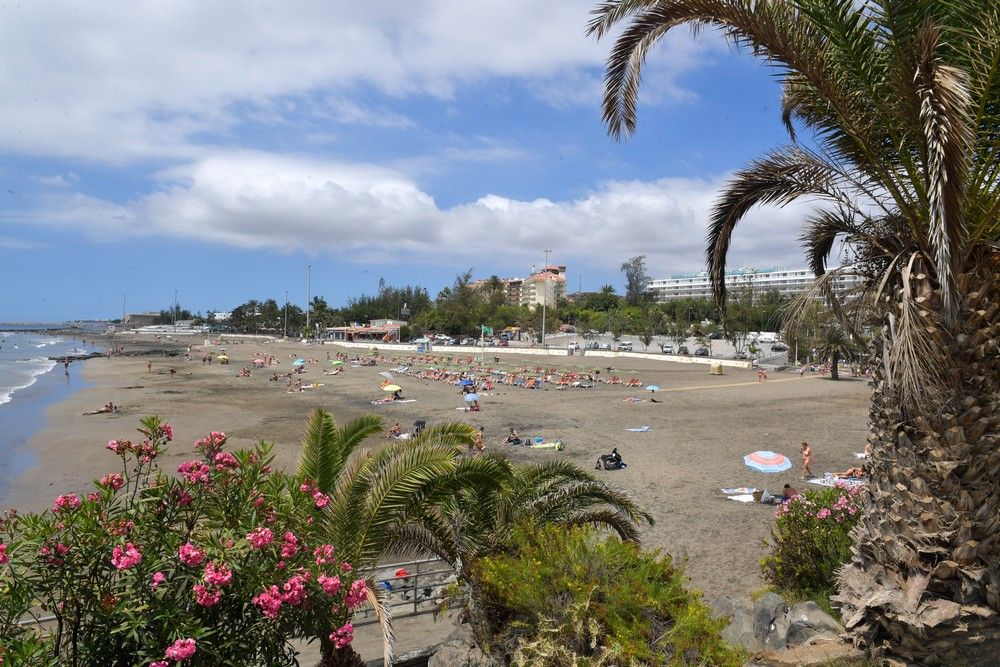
[0,1,817,321]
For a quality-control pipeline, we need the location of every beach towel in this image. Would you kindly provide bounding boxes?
[726,494,756,503]
[721,487,758,495]
[372,399,417,406]
[854,452,868,459]
[808,476,866,488]
[528,441,563,451]
[626,426,652,432]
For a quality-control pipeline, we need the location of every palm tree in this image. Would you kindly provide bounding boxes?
[591,2,1000,663]
[813,323,858,380]
[297,410,505,666]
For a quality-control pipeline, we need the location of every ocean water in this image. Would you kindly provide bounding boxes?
[0,329,102,501]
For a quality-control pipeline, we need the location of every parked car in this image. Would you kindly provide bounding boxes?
[500,332,513,341]
[567,341,580,351]
[708,331,723,339]
[661,344,674,354]
[678,345,689,355]
[694,347,710,356]
[434,333,451,341]
[770,343,788,352]
[497,339,509,347]
[460,337,477,346]
[733,351,748,359]
[599,343,612,350]
[616,341,633,352]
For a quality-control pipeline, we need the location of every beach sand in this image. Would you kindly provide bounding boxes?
[3,335,869,657]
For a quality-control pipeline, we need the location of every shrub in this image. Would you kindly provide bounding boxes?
[0,417,364,666]
[472,523,744,666]
[761,485,862,600]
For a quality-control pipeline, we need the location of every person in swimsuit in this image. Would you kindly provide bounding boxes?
[801,441,814,480]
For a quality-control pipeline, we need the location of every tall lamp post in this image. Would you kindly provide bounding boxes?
[173,289,178,332]
[541,249,551,346]
[283,289,288,339]
[305,264,312,338]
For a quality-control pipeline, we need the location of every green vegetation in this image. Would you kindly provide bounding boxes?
[472,523,745,666]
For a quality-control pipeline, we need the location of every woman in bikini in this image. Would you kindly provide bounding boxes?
[800,441,814,480]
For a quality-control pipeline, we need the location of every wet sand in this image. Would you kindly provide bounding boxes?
[3,335,869,605]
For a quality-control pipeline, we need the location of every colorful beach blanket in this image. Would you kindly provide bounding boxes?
[528,441,563,451]
[808,476,866,488]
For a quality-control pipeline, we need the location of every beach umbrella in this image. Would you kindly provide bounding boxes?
[645,385,660,392]
[329,360,344,366]
[459,379,475,386]
[293,359,306,366]
[743,451,792,473]
[464,393,480,402]
[379,371,394,380]
[382,384,402,393]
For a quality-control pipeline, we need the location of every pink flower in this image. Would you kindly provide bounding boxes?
[203,561,233,587]
[213,451,239,471]
[99,473,125,491]
[817,508,832,520]
[281,574,309,606]
[345,579,367,608]
[313,490,330,508]
[178,542,205,567]
[253,585,283,619]
[246,526,273,550]
[193,583,222,607]
[299,481,314,494]
[87,492,101,503]
[318,574,341,596]
[329,622,354,649]
[340,562,352,573]
[150,662,169,667]
[313,544,335,565]
[0,543,8,564]
[150,571,166,589]
[161,424,174,441]
[172,487,193,507]
[106,439,121,453]
[111,542,142,570]
[52,494,81,513]
[280,531,299,559]
[177,460,211,485]
[164,637,197,661]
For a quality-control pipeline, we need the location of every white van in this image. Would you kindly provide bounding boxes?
[616,341,633,352]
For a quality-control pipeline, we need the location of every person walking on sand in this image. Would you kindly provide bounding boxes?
[473,426,485,454]
[800,441,814,480]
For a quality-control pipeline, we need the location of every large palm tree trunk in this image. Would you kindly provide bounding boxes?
[835,269,1000,665]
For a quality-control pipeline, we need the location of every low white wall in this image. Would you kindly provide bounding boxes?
[324,341,751,368]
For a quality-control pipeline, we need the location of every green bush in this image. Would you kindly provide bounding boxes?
[472,523,744,666]
[761,485,862,600]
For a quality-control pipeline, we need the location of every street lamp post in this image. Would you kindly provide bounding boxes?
[283,290,288,339]
[541,249,551,346]
[173,289,178,332]
[305,264,312,338]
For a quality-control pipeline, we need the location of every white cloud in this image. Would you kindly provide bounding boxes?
[0,1,713,162]
[13,152,814,273]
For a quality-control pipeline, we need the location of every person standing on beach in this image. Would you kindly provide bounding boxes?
[800,441,814,480]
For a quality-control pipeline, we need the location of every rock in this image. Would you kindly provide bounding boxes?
[762,608,791,650]
[710,596,760,652]
[751,634,864,666]
[753,593,789,643]
[785,601,845,646]
[428,624,496,667]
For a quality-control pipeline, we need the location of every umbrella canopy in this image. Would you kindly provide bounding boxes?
[743,451,792,473]
[292,359,306,366]
[459,379,475,386]
[216,355,229,360]
[464,393,480,402]
[329,360,344,366]
[253,358,265,363]
[379,371,394,380]
[645,385,660,392]
[382,384,402,393]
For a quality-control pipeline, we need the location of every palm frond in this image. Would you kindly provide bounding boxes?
[363,581,395,667]
[298,410,383,493]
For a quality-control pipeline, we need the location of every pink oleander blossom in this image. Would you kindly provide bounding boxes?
[161,424,174,441]
[329,622,354,649]
[87,492,101,503]
[178,542,205,567]
[253,585,283,619]
[345,579,367,608]
[150,571,166,589]
[99,472,125,491]
[280,531,299,558]
[111,542,142,570]
[150,662,169,667]
[313,490,330,508]
[247,526,273,549]
[817,508,832,520]
[281,573,309,606]
[164,637,197,661]
[213,451,239,471]
[52,494,81,513]
[0,543,8,564]
[203,561,233,587]
[177,460,211,485]
[318,574,341,596]
[340,562,352,573]
[106,439,122,453]
[313,544,335,565]
[193,584,222,607]
[172,487,193,507]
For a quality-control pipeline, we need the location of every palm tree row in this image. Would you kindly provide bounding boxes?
[591,1,1000,663]
[296,409,652,666]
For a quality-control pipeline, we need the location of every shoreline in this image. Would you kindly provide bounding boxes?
[0,336,870,604]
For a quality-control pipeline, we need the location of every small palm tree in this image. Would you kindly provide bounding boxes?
[813,324,858,380]
[297,410,505,666]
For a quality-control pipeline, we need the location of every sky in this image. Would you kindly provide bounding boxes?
[0,1,821,322]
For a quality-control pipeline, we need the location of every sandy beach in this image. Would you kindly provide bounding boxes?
[3,335,870,605]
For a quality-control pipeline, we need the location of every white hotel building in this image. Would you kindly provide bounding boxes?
[646,266,862,302]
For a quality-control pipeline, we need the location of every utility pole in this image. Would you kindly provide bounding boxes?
[122,293,126,324]
[283,289,288,339]
[541,249,551,346]
[305,264,312,337]
[173,289,178,332]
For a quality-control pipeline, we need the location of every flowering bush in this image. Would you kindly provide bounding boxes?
[0,416,365,666]
[761,485,863,598]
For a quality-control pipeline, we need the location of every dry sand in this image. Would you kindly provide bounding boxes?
[3,335,869,656]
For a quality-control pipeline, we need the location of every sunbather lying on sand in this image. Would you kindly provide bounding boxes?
[832,467,865,479]
[83,402,119,415]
